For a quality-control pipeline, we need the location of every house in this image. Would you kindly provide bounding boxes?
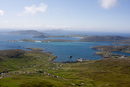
[75,58,84,62]
[119,56,128,59]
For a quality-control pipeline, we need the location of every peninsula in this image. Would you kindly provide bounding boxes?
[24,47,43,51]
[91,45,130,59]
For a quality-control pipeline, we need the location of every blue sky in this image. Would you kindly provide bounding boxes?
[0,0,130,32]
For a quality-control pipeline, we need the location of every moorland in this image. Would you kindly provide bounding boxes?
[1,49,130,87]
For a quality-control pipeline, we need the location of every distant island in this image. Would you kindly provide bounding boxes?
[9,39,73,42]
[78,35,130,44]
[33,34,87,38]
[41,39,73,42]
[19,39,36,42]
[8,35,130,44]
[9,30,130,44]
[9,30,45,35]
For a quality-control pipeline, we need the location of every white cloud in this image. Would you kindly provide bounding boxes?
[19,3,47,16]
[0,10,4,16]
[99,0,118,9]
[22,24,70,29]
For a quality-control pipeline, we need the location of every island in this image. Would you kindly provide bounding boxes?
[33,34,87,38]
[24,47,43,51]
[78,35,130,44]
[9,39,73,43]
[19,39,36,42]
[41,39,73,42]
[9,30,45,35]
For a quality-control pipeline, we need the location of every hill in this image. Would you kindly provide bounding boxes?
[91,45,130,53]
[9,30,45,35]
[78,35,130,43]
[0,49,55,73]
[1,49,130,86]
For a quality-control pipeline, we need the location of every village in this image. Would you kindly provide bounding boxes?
[94,51,129,59]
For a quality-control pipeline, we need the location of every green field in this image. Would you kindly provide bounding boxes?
[0,49,130,87]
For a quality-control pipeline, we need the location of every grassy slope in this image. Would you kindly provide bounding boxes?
[91,45,130,53]
[0,50,130,87]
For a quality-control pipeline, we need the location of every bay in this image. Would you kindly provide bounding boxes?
[0,31,130,62]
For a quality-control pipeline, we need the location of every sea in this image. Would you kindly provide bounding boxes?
[0,30,130,62]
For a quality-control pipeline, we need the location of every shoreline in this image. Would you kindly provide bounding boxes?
[51,56,57,61]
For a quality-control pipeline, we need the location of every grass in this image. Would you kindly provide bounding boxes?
[24,47,43,51]
[0,50,130,87]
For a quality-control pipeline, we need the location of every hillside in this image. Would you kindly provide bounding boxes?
[91,45,130,53]
[78,35,130,43]
[1,49,130,86]
[0,49,55,73]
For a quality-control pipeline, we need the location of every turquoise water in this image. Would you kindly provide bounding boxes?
[0,41,106,61]
[0,32,130,62]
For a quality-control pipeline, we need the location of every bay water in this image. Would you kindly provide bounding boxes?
[0,31,130,62]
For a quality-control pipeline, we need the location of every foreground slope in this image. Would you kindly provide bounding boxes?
[0,49,130,87]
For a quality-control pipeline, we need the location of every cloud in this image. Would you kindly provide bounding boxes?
[99,0,118,9]
[23,24,70,29]
[0,10,4,16]
[19,3,47,16]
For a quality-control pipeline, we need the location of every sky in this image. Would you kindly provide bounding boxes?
[0,0,130,32]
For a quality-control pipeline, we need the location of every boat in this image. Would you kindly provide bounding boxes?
[68,55,72,58]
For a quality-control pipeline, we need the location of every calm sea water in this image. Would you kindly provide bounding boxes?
[0,31,130,62]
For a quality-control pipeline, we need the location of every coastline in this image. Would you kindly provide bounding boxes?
[51,56,57,61]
